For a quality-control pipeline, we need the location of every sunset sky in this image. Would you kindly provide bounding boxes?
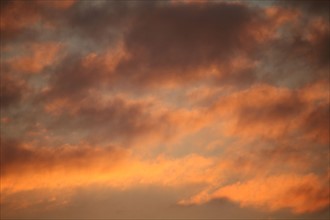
[0,0,329,219]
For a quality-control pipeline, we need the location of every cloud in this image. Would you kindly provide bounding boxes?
[277,16,329,69]
[2,1,328,89]
[0,1,329,218]
[1,137,217,204]
[0,1,42,39]
[4,42,62,74]
[180,173,329,214]
[300,101,330,144]
[256,6,329,88]
[0,0,76,41]
[113,1,271,87]
[210,82,329,143]
[276,0,330,17]
[36,0,76,10]
[41,93,212,147]
[0,185,274,219]
[0,138,128,179]
[0,75,27,109]
[41,47,126,102]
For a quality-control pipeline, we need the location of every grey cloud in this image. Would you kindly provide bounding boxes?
[236,92,305,128]
[45,96,170,146]
[0,75,27,109]
[44,53,107,100]
[276,0,330,17]
[3,184,322,219]
[114,2,266,87]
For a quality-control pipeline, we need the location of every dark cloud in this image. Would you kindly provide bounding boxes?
[0,75,27,109]
[284,24,329,69]
[277,0,330,17]
[237,92,305,127]
[301,102,330,143]
[30,1,267,96]
[44,53,107,101]
[62,1,128,46]
[114,2,267,87]
[2,0,328,91]
[47,96,159,144]
[0,137,125,177]
[0,138,33,175]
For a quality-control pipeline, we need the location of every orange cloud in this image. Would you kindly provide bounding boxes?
[179,173,329,214]
[36,0,76,9]
[1,140,218,211]
[1,1,328,218]
[5,42,62,74]
[1,0,75,27]
[209,82,329,144]
[0,1,41,34]
[265,6,300,29]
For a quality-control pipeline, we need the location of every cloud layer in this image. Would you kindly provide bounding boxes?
[1,0,329,219]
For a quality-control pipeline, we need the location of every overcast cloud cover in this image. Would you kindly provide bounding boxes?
[0,0,329,219]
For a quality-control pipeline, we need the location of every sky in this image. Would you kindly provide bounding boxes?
[0,0,329,219]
